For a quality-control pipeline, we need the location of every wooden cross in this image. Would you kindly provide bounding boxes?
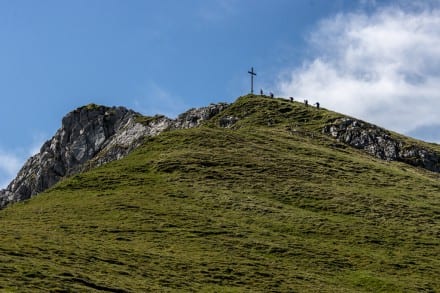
[248,67,256,94]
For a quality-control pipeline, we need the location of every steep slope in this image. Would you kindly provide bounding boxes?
[0,96,439,292]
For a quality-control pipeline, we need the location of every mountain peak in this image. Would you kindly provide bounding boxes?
[0,96,439,291]
[1,95,440,209]
[0,102,228,208]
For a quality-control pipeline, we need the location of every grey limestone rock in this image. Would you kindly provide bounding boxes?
[0,102,228,209]
[323,117,440,172]
[173,103,229,129]
[219,116,239,128]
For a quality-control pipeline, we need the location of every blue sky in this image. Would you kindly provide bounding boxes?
[1,0,440,188]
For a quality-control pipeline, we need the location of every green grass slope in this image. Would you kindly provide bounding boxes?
[0,96,439,292]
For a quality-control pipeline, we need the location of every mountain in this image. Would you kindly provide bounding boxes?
[0,102,228,208]
[0,95,438,291]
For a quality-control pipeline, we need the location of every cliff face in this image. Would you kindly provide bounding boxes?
[0,102,228,208]
[323,117,440,172]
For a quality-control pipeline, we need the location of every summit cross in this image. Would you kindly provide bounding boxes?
[248,67,256,94]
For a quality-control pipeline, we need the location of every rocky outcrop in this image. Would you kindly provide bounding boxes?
[89,114,172,168]
[219,116,239,128]
[0,104,136,208]
[323,118,440,172]
[172,103,229,129]
[0,102,228,208]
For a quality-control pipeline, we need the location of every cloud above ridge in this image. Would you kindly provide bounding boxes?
[278,4,440,140]
[0,150,21,189]
[0,135,45,189]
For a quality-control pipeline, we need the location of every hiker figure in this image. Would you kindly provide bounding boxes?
[289,97,294,102]
[315,102,320,109]
[270,92,274,98]
[260,89,263,95]
[304,99,308,107]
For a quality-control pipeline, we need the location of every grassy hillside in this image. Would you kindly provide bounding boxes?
[0,96,439,292]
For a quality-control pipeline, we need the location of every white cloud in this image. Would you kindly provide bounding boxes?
[278,4,440,140]
[0,132,46,189]
[0,150,22,189]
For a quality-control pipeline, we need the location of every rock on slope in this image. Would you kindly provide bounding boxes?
[323,117,440,172]
[0,102,228,208]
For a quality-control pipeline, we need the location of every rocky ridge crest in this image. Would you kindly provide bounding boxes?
[2,98,440,209]
[0,102,228,208]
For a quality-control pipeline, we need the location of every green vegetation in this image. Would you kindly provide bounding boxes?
[0,96,438,292]
[83,103,101,111]
[134,114,166,126]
